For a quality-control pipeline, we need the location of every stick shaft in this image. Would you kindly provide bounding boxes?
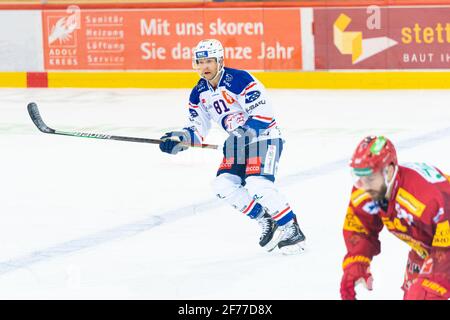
[27,102,218,150]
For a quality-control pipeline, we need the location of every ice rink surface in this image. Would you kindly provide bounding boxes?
[0,88,449,299]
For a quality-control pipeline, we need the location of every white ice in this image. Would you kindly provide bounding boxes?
[0,88,449,299]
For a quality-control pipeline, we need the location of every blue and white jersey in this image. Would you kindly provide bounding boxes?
[184,67,282,145]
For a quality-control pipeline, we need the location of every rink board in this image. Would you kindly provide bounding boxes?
[0,2,449,88]
[2,71,450,89]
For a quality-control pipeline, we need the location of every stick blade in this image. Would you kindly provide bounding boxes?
[27,102,55,134]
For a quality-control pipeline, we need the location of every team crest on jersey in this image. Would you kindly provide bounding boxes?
[245,90,261,103]
[223,113,245,131]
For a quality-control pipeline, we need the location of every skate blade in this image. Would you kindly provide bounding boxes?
[262,229,282,252]
[279,241,306,255]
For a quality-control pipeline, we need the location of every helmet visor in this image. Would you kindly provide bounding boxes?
[351,167,382,189]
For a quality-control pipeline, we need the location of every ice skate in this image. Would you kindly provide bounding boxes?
[257,212,281,252]
[278,220,306,255]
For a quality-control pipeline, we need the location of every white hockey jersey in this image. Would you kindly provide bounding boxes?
[184,67,282,145]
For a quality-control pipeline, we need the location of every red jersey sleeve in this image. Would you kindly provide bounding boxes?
[342,188,384,269]
[427,181,450,285]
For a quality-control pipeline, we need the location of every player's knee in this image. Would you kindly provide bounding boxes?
[245,175,276,199]
[212,173,242,200]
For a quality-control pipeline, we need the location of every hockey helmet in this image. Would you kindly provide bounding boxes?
[350,135,398,178]
[192,39,225,77]
[193,39,224,62]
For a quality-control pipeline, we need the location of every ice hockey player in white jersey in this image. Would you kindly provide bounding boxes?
[159,39,306,254]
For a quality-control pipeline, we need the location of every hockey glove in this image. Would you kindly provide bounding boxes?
[159,130,190,155]
[340,262,373,300]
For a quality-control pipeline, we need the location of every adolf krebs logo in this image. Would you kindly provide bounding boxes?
[333,11,397,64]
[48,5,81,46]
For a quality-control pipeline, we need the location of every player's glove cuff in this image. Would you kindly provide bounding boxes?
[340,256,373,300]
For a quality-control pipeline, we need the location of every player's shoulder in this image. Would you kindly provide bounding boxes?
[190,78,209,104]
[221,67,257,95]
[394,164,447,218]
[349,187,380,215]
[399,163,447,191]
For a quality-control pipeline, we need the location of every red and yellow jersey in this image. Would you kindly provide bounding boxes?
[342,163,450,273]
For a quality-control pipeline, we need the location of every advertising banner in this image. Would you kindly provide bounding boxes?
[42,6,302,70]
[314,6,450,69]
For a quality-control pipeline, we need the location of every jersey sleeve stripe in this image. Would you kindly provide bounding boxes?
[245,82,257,91]
[268,121,277,129]
[240,82,257,96]
[253,115,273,123]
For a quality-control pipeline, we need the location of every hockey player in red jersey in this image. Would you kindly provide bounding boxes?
[341,135,450,300]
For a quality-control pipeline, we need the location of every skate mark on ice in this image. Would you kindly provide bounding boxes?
[0,202,219,276]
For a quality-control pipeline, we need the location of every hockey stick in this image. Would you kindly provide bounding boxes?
[27,102,218,150]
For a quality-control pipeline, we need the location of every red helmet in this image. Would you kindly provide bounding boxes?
[350,136,398,177]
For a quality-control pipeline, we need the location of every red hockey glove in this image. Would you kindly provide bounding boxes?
[340,261,373,300]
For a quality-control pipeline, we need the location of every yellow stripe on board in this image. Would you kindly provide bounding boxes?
[0,72,27,87]
[48,72,200,89]
[46,71,450,89]
[254,72,450,89]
